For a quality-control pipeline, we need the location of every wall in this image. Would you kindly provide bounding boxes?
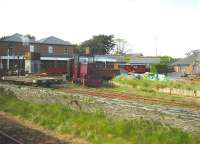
[0,41,75,57]
[174,65,190,74]
[174,64,200,75]
[0,41,29,56]
[38,44,74,56]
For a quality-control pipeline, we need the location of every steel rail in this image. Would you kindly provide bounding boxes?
[0,130,24,144]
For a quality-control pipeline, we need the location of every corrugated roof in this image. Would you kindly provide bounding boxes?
[37,36,71,45]
[130,57,160,65]
[95,55,125,63]
[0,33,35,43]
[78,55,125,63]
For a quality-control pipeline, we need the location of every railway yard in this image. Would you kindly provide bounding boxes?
[1,80,200,143]
[1,73,200,143]
[1,4,200,142]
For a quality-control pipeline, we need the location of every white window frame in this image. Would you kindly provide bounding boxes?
[48,46,53,53]
[30,45,34,52]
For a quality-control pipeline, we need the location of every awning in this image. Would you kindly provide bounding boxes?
[40,57,72,61]
[0,56,72,61]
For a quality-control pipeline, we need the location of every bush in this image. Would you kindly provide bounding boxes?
[150,64,168,74]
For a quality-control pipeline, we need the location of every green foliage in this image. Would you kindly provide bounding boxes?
[114,38,127,55]
[150,64,168,74]
[113,75,200,92]
[78,35,116,55]
[124,55,131,63]
[160,56,174,65]
[0,88,200,144]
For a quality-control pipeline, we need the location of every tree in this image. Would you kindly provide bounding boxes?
[124,55,131,63]
[150,64,168,74]
[160,56,174,65]
[78,35,116,55]
[25,34,36,41]
[114,38,127,55]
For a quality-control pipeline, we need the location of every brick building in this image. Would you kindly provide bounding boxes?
[0,33,75,74]
[172,50,200,75]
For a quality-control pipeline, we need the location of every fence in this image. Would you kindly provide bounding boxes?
[159,88,200,97]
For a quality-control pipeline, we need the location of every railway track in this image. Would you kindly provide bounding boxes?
[61,88,200,110]
[0,130,23,144]
[2,80,200,109]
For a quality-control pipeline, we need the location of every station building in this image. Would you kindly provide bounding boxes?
[0,33,75,74]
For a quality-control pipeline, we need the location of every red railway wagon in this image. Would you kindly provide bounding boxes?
[72,62,120,87]
[121,64,149,74]
[44,66,67,74]
[40,61,68,75]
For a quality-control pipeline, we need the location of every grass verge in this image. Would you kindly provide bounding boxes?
[0,87,200,144]
[99,78,200,106]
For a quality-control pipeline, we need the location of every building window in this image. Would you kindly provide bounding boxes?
[8,48,13,55]
[48,46,53,53]
[30,45,34,52]
[64,47,68,54]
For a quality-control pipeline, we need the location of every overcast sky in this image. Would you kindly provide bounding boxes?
[0,0,200,58]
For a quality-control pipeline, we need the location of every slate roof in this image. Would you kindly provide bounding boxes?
[172,53,200,66]
[130,57,160,65]
[37,36,71,45]
[0,33,35,43]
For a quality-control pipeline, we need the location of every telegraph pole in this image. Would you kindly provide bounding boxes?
[155,34,158,56]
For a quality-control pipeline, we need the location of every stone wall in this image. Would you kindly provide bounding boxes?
[1,83,200,132]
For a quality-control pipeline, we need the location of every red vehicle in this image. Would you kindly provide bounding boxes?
[121,64,149,74]
[72,62,120,87]
[132,65,149,73]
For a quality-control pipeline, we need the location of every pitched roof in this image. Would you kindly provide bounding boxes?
[130,57,160,65]
[0,33,35,43]
[37,36,71,45]
[172,53,200,66]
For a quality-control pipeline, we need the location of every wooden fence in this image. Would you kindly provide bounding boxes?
[159,88,200,97]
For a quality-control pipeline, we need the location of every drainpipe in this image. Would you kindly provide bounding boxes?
[7,48,10,70]
[0,56,2,69]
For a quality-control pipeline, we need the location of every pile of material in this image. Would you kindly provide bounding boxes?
[1,75,62,86]
[115,73,168,81]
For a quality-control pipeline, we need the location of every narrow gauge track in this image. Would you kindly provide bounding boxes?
[0,130,23,144]
[61,88,200,110]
